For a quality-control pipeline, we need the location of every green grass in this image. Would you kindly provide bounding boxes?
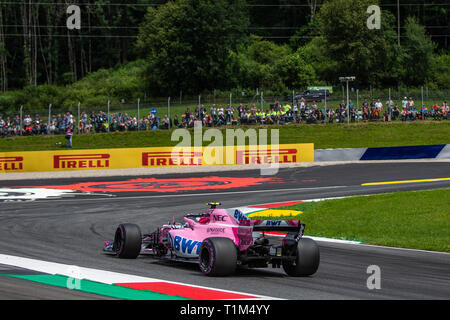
[0,121,449,152]
[279,189,450,252]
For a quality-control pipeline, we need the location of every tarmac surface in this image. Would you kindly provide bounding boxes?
[0,162,449,300]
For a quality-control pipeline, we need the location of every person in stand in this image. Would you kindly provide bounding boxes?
[162,115,170,129]
[65,125,73,148]
[13,115,21,135]
[392,104,400,121]
[401,107,409,121]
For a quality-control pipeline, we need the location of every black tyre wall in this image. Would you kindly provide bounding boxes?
[199,237,237,276]
[114,223,142,259]
[282,237,320,276]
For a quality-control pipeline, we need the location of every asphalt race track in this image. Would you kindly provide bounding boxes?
[0,162,449,300]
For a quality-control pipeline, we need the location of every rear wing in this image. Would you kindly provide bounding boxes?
[247,209,302,220]
[251,220,301,232]
[226,208,303,232]
[248,209,302,232]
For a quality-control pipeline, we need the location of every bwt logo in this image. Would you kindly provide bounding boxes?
[142,152,202,167]
[234,209,248,222]
[266,220,282,226]
[53,154,110,169]
[236,149,298,165]
[173,235,201,255]
[0,157,24,171]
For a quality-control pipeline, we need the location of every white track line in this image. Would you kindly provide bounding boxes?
[348,243,450,255]
[265,234,362,245]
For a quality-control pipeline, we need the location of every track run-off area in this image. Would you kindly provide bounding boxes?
[0,161,449,300]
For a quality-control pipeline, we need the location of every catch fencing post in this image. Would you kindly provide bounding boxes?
[421,86,424,120]
[20,105,23,136]
[339,77,355,126]
[230,93,232,107]
[107,99,110,132]
[261,91,264,111]
[356,89,359,122]
[168,96,171,129]
[347,81,349,125]
[388,88,392,120]
[77,102,80,133]
[137,98,140,131]
[421,86,424,111]
[324,89,327,123]
[48,104,52,135]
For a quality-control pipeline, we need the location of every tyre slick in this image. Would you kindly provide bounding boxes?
[199,237,237,276]
[113,223,142,259]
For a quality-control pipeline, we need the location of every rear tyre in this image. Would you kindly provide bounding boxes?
[199,237,237,276]
[282,237,320,276]
[113,223,142,259]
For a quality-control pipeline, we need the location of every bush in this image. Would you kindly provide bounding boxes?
[432,54,450,90]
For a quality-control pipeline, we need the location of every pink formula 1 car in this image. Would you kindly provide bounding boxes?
[103,203,320,276]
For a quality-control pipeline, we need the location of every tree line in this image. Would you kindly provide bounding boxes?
[0,0,448,106]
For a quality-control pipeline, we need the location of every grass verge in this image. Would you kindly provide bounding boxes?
[279,188,450,252]
[0,121,449,152]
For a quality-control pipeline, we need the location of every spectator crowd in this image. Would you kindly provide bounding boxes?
[1,97,449,138]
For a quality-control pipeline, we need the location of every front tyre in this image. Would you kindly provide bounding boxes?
[282,237,320,276]
[199,237,237,276]
[113,223,142,259]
